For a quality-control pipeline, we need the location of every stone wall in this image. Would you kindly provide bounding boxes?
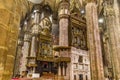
[0,0,32,80]
[70,47,90,80]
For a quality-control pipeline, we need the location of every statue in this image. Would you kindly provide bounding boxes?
[39,17,52,35]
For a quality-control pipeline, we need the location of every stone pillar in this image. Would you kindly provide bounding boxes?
[34,10,40,24]
[20,33,31,74]
[60,62,63,76]
[28,10,41,73]
[63,62,65,76]
[70,62,74,80]
[13,38,23,76]
[30,36,36,57]
[58,0,69,46]
[58,63,61,76]
[104,3,120,79]
[114,0,120,67]
[58,1,70,80]
[86,2,105,80]
[28,35,36,73]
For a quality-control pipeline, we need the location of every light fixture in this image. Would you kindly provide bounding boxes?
[33,10,39,13]
[31,14,35,18]
[24,21,27,25]
[81,9,85,14]
[28,0,44,4]
[49,15,52,22]
[98,18,104,23]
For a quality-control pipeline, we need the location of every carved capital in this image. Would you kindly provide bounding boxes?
[104,5,115,17]
[31,24,41,35]
[58,0,70,17]
[24,33,31,42]
[18,39,24,46]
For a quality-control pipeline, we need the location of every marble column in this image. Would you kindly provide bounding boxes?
[63,62,65,76]
[13,39,23,76]
[30,36,36,57]
[114,0,120,68]
[30,11,40,58]
[58,63,61,76]
[104,2,120,79]
[58,1,70,80]
[34,10,40,24]
[62,64,65,76]
[20,33,30,74]
[28,10,41,73]
[29,35,36,73]
[58,0,69,46]
[86,2,105,80]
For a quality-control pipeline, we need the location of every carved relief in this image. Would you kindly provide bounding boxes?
[71,25,87,50]
[39,42,52,56]
[39,17,52,35]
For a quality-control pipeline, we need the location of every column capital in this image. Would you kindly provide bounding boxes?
[24,33,31,42]
[59,0,69,8]
[104,5,115,17]
[58,0,70,19]
[31,24,41,35]
[18,39,24,46]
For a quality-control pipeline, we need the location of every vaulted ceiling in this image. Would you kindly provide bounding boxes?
[28,0,104,14]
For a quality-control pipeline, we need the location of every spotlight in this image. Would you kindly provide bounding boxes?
[98,18,104,23]
[31,14,35,18]
[81,10,85,14]
[33,10,39,13]
[24,21,27,25]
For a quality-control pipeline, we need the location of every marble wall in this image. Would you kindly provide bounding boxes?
[70,47,90,80]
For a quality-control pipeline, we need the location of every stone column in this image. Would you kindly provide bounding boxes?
[34,10,40,24]
[63,62,65,76]
[64,62,67,76]
[60,62,63,76]
[30,36,36,58]
[104,3,120,79]
[114,0,120,67]
[28,10,41,73]
[58,0,69,46]
[29,35,36,73]
[20,33,31,74]
[58,1,70,80]
[58,63,61,76]
[13,38,23,76]
[86,2,104,80]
